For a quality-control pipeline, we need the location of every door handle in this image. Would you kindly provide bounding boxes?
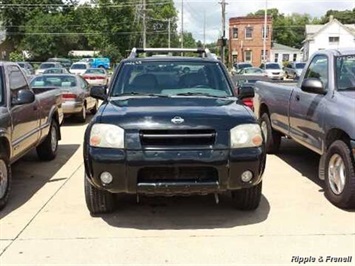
[33,105,38,111]
[295,95,300,101]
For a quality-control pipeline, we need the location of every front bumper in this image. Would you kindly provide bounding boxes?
[84,147,266,195]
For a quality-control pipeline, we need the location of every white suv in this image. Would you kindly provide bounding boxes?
[260,62,284,80]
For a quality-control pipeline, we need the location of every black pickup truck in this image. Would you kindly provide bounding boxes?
[0,62,63,210]
[83,48,266,215]
[253,48,355,209]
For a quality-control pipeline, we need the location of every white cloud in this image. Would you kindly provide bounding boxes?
[173,0,355,43]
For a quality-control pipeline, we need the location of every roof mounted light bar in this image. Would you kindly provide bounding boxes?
[128,48,216,60]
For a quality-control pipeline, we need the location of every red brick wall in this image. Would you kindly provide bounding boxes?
[229,16,273,67]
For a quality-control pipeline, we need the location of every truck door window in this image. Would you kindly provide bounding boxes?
[304,55,328,88]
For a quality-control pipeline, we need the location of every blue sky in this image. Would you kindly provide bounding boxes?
[173,0,355,43]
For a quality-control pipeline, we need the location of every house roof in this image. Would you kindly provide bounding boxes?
[304,19,355,42]
[272,43,301,52]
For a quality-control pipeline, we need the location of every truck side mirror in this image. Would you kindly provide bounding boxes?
[90,85,107,101]
[238,84,255,100]
[12,89,35,105]
[301,78,327,94]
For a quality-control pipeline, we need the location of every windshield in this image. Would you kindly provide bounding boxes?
[31,75,77,87]
[244,67,263,74]
[44,68,65,74]
[336,55,355,91]
[295,63,306,69]
[265,63,281,70]
[85,68,106,74]
[71,64,87,70]
[40,63,56,69]
[17,62,25,68]
[111,61,233,97]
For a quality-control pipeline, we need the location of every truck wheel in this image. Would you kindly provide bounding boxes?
[324,140,355,209]
[231,182,262,210]
[36,120,59,161]
[0,153,11,210]
[84,174,115,215]
[260,113,281,154]
[77,105,87,123]
[90,100,98,115]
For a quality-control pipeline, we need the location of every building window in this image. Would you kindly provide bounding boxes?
[232,27,238,39]
[329,36,339,44]
[245,50,252,62]
[282,54,290,62]
[245,26,253,39]
[261,50,268,62]
[262,26,269,39]
[274,53,279,63]
[293,53,297,61]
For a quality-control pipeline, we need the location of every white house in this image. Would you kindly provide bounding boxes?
[303,17,355,61]
[270,43,303,64]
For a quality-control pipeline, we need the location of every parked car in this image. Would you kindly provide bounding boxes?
[283,62,307,80]
[239,67,267,76]
[36,62,63,75]
[19,67,35,81]
[82,68,109,86]
[0,62,63,210]
[16,62,35,75]
[81,57,110,69]
[83,47,266,215]
[231,62,253,75]
[43,68,69,74]
[253,48,355,209]
[260,62,284,80]
[30,74,98,122]
[47,58,72,69]
[69,62,91,75]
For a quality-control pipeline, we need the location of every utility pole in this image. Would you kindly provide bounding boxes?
[181,0,184,48]
[143,0,146,49]
[168,18,171,48]
[219,0,228,64]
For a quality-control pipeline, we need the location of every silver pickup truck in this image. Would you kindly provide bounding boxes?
[0,62,63,210]
[253,48,355,209]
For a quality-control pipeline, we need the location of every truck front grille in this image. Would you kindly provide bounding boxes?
[137,167,218,183]
[140,129,216,147]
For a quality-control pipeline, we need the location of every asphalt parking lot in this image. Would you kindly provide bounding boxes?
[0,116,354,265]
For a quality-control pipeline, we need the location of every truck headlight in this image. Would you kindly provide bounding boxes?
[90,124,124,148]
[230,124,263,148]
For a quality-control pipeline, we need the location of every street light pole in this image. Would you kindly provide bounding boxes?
[263,0,268,63]
[181,0,184,48]
[168,18,171,48]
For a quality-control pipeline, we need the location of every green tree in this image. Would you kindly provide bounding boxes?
[320,9,355,24]
[248,9,314,48]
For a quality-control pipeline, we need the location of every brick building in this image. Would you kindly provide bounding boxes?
[229,16,273,67]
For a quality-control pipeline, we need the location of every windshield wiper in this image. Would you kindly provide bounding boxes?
[113,92,169,97]
[339,86,355,91]
[174,92,229,98]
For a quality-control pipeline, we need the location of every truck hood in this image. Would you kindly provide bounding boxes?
[338,90,355,100]
[99,97,255,131]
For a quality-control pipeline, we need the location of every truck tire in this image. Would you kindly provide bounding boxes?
[36,120,59,161]
[77,104,87,123]
[259,113,281,154]
[0,153,11,210]
[324,140,355,209]
[231,182,262,210]
[84,174,115,215]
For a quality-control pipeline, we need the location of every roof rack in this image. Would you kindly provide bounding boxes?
[128,48,216,60]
